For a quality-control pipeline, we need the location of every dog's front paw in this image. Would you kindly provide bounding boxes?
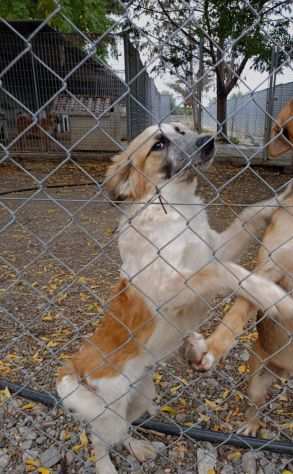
[184,332,215,371]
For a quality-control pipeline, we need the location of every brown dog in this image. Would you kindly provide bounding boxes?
[185,99,293,435]
[186,193,293,435]
[269,99,293,157]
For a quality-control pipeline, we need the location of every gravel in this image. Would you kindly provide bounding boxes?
[40,446,62,468]
[242,452,257,474]
[197,444,217,474]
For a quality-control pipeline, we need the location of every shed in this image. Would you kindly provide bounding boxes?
[0,20,127,153]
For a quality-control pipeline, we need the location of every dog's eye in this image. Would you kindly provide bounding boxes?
[151,135,168,151]
[152,141,165,151]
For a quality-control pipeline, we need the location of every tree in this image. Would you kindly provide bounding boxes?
[130,0,292,140]
[0,0,120,36]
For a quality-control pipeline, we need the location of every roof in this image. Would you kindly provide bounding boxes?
[0,20,55,37]
[0,21,126,112]
[53,95,113,115]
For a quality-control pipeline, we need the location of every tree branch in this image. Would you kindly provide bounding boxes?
[262,0,292,16]
[226,56,249,93]
[203,0,216,66]
[157,0,200,47]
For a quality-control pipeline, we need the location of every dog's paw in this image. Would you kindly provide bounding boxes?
[125,439,160,462]
[237,418,261,437]
[184,332,215,371]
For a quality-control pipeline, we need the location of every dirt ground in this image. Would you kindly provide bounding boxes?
[0,156,293,473]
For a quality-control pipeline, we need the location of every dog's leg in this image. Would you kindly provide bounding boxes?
[90,407,129,474]
[213,183,292,263]
[185,258,286,369]
[238,340,276,436]
[172,261,293,320]
[185,297,256,370]
[170,261,293,370]
[124,374,160,463]
[127,373,157,422]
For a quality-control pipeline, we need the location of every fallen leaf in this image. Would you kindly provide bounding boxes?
[153,372,163,384]
[72,444,82,453]
[25,458,40,467]
[205,399,223,411]
[238,364,249,374]
[0,387,11,404]
[227,451,241,461]
[46,340,59,348]
[38,468,52,474]
[42,313,56,321]
[78,276,87,284]
[170,384,182,395]
[88,455,96,462]
[80,431,88,448]
[222,389,230,399]
[22,402,35,410]
[161,405,177,416]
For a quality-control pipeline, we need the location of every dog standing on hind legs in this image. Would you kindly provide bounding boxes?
[57,122,293,473]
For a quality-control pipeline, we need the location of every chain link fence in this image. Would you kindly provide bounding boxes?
[0,1,293,473]
[202,81,293,147]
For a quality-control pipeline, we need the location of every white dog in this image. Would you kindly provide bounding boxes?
[57,123,293,474]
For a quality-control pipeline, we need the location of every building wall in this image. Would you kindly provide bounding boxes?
[70,108,127,152]
[202,81,293,144]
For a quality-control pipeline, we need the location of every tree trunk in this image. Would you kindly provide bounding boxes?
[217,93,228,140]
[191,92,200,132]
[216,73,228,141]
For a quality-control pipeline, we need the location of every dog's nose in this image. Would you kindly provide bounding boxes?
[196,135,214,150]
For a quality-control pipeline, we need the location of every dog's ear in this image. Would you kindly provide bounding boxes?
[269,100,293,158]
[105,151,148,201]
[105,152,132,200]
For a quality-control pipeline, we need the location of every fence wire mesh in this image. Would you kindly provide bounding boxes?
[0,1,293,473]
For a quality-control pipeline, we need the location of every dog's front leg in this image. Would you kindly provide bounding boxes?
[170,261,293,368]
[184,297,256,370]
[213,182,292,263]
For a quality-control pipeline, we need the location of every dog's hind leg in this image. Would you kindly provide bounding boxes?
[123,374,160,463]
[90,404,129,474]
[238,340,276,436]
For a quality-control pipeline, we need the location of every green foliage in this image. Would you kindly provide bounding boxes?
[0,0,121,33]
[130,0,292,134]
[130,0,292,86]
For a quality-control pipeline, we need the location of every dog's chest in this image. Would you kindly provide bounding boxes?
[119,201,213,300]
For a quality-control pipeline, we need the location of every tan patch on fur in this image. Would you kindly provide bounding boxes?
[58,279,156,382]
[106,126,166,200]
[269,99,293,157]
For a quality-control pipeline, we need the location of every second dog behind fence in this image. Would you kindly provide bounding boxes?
[186,99,293,437]
[57,123,293,473]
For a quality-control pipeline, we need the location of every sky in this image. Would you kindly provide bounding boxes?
[110,37,293,106]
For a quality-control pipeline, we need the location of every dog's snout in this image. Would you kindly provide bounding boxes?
[196,135,214,150]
